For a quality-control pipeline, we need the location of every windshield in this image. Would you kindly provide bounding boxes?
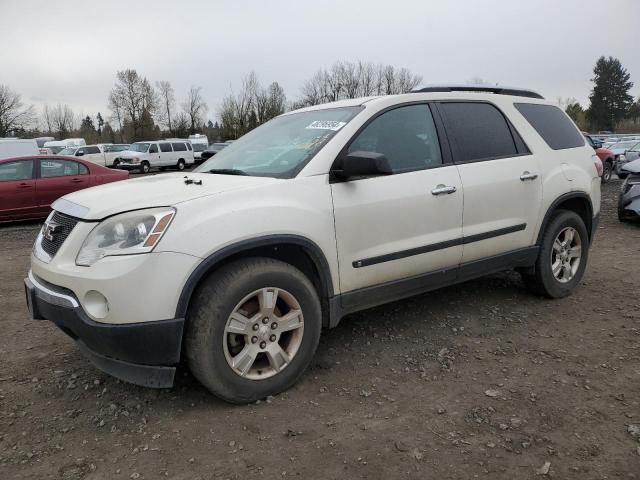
[612,141,637,149]
[192,143,207,152]
[129,143,150,153]
[49,146,64,154]
[194,107,362,178]
[58,147,77,156]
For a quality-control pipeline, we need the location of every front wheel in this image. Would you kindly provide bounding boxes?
[185,258,322,404]
[522,210,589,298]
[140,161,150,174]
[113,159,120,168]
[618,172,629,180]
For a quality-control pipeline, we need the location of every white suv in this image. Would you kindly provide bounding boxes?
[25,86,601,403]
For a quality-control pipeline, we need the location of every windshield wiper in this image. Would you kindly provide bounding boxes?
[208,168,249,176]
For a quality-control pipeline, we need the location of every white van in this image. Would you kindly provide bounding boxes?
[115,140,195,173]
[189,134,209,160]
[0,138,39,160]
[43,138,86,154]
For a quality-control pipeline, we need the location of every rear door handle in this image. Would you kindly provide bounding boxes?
[70,178,84,183]
[431,184,457,195]
[16,183,32,189]
[520,172,538,181]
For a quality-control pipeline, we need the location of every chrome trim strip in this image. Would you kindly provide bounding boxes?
[28,270,79,308]
[51,198,90,219]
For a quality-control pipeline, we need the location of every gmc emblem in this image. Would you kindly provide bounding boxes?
[43,221,61,241]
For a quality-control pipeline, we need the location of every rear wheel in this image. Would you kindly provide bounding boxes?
[602,161,612,183]
[140,161,150,174]
[523,210,589,298]
[185,257,322,404]
[176,159,185,171]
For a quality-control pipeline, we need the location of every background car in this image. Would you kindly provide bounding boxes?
[198,142,230,163]
[584,133,615,182]
[618,158,640,222]
[0,155,128,222]
[57,144,108,166]
[102,144,130,167]
[613,141,640,178]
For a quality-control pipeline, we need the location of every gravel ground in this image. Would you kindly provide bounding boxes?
[0,180,639,479]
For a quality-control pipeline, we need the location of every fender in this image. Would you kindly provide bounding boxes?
[535,192,594,245]
[175,234,335,320]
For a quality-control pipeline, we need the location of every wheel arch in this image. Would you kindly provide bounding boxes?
[175,235,336,327]
[536,192,594,246]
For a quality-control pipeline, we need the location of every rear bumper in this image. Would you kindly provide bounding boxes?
[25,272,183,388]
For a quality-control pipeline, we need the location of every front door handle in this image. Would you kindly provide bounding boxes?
[70,178,84,184]
[431,184,457,195]
[16,183,32,189]
[520,171,538,181]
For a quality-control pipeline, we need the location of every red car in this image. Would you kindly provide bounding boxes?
[0,155,129,222]
[583,133,615,183]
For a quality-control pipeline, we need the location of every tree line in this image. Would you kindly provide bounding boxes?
[2,56,638,143]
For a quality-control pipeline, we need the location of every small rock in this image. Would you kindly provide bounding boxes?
[486,441,496,448]
[228,441,236,447]
[628,424,640,439]
[499,423,509,431]
[437,407,446,415]
[485,389,501,398]
[395,440,410,452]
[536,461,551,476]
[359,390,372,398]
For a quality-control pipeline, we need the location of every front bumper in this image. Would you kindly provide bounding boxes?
[25,271,184,388]
[115,162,142,171]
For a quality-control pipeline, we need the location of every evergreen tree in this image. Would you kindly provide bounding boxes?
[587,56,634,131]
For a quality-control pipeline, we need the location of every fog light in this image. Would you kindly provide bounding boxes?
[84,290,109,319]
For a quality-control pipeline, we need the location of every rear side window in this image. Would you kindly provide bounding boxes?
[172,142,187,152]
[159,143,173,153]
[439,102,519,162]
[515,103,585,150]
[40,159,85,177]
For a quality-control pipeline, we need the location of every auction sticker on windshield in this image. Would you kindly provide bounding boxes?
[306,121,347,131]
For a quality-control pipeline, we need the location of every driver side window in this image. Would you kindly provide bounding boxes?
[149,144,158,153]
[348,104,442,174]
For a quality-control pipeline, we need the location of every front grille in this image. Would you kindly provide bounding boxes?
[40,212,79,258]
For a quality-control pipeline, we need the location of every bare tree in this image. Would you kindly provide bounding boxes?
[0,84,35,136]
[156,80,175,134]
[182,86,208,134]
[47,103,75,138]
[218,72,287,139]
[297,61,422,107]
[108,69,158,141]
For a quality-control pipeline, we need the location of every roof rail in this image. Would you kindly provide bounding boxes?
[411,84,544,100]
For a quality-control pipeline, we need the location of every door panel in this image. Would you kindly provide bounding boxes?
[456,156,542,262]
[331,103,463,294]
[37,159,90,208]
[436,101,543,263]
[332,167,463,293]
[0,160,37,219]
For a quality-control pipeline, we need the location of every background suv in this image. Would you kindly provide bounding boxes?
[25,86,601,403]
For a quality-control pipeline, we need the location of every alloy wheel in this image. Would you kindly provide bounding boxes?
[551,227,582,283]
[223,287,304,380]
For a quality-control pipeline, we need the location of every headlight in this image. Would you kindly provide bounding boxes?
[619,154,626,163]
[76,208,175,266]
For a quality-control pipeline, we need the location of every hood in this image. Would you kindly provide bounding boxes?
[622,158,640,174]
[118,151,142,159]
[53,172,281,220]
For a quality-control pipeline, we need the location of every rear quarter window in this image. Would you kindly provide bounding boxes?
[172,142,187,152]
[514,103,585,150]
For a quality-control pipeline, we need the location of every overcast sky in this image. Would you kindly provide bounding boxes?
[1,0,639,125]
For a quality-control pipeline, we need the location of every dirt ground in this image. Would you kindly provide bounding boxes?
[1,180,639,480]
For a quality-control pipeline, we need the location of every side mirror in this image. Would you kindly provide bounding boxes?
[333,151,392,180]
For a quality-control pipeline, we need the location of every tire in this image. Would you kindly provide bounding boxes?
[140,161,150,174]
[113,159,120,168]
[618,172,628,180]
[523,210,589,298]
[176,159,185,171]
[185,257,322,404]
[602,161,612,183]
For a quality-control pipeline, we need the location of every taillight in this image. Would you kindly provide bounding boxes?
[592,155,603,177]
